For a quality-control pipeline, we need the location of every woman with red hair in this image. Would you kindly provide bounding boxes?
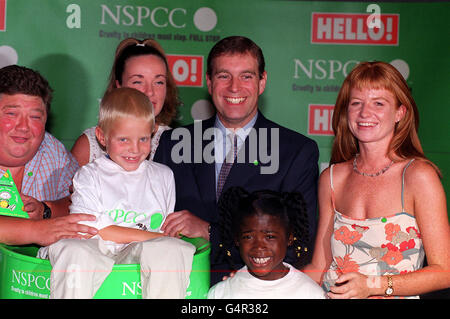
[304,61,450,298]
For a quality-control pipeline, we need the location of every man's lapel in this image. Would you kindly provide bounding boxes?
[192,116,217,205]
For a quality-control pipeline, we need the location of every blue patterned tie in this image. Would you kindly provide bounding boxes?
[216,134,238,201]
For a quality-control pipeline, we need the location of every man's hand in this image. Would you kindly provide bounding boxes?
[161,210,209,240]
[21,195,72,219]
[21,194,44,219]
[31,214,98,246]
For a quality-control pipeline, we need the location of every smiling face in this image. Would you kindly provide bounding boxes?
[0,94,47,168]
[237,213,291,281]
[96,116,152,172]
[118,54,167,119]
[206,53,267,129]
[347,87,406,148]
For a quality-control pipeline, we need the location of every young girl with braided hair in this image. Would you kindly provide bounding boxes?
[207,186,326,299]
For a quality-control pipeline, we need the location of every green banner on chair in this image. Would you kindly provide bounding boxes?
[0,170,28,219]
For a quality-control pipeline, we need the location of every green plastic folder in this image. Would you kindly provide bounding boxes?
[0,170,29,218]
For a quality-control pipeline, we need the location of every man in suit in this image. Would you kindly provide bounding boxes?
[154,36,319,285]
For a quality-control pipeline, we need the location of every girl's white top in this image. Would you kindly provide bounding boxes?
[207,263,326,299]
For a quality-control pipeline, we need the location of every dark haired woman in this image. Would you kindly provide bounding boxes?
[71,38,180,165]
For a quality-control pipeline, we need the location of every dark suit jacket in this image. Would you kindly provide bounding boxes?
[154,112,319,285]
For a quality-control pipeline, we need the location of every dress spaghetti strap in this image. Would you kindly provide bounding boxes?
[329,164,336,211]
[401,159,415,212]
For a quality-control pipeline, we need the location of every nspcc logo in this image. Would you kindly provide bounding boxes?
[100,5,217,32]
[0,0,6,31]
[167,55,203,87]
[311,12,399,45]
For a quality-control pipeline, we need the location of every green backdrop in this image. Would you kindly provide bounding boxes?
[1,0,448,217]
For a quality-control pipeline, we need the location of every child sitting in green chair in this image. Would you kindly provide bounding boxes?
[44,87,195,298]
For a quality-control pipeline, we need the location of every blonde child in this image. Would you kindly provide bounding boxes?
[46,87,195,298]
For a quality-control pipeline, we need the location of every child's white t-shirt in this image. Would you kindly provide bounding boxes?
[70,156,175,254]
[207,263,326,299]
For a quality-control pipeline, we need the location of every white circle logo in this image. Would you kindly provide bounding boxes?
[193,7,217,32]
[390,59,410,80]
[191,99,215,120]
[0,46,18,69]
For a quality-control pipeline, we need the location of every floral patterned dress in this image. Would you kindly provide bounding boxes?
[322,159,425,299]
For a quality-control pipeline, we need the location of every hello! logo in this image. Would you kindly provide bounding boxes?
[311,12,399,46]
[167,55,203,87]
[0,0,6,31]
[308,104,334,136]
